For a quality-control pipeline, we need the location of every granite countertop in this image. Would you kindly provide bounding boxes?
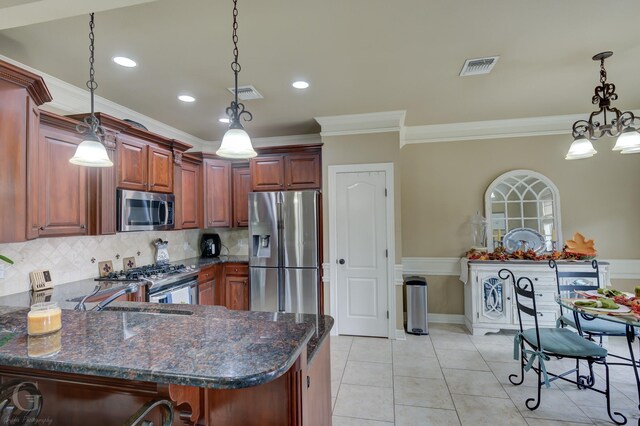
[0,303,333,389]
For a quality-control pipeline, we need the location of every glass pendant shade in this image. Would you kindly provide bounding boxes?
[612,127,640,152]
[69,133,113,167]
[621,144,640,154]
[216,126,257,159]
[565,135,597,160]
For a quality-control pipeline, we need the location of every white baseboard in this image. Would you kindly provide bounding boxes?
[428,313,465,325]
[395,329,406,340]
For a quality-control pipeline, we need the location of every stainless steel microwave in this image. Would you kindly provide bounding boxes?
[117,189,175,232]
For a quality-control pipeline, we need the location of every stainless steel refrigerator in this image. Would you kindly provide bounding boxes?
[249,190,320,315]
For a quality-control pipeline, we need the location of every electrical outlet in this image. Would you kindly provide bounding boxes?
[0,264,4,279]
[238,239,248,247]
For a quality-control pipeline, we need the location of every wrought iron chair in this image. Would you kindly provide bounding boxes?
[500,268,626,425]
[550,259,635,344]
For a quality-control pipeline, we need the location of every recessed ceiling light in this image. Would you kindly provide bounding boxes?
[292,80,309,89]
[112,56,137,68]
[218,117,230,124]
[178,95,196,103]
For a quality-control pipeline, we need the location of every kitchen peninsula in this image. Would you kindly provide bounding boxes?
[0,302,333,425]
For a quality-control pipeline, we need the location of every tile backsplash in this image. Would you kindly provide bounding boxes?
[0,228,250,297]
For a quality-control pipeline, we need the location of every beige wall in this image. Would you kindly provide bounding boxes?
[401,134,640,259]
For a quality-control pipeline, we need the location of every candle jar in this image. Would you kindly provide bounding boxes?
[27,302,62,336]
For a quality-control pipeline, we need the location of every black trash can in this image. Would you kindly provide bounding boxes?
[405,276,428,335]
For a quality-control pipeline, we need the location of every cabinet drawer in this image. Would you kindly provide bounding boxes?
[198,265,216,284]
[528,290,557,304]
[529,275,556,286]
[224,263,248,276]
[513,306,558,327]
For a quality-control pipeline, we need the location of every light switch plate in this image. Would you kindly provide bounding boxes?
[29,270,54,292]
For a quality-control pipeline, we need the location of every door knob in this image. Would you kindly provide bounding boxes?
[338,259,345,265]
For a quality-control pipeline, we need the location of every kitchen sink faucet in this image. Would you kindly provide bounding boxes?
[74,283,139,312]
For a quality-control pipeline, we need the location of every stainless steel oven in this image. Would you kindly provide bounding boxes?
[148,278,199,305]
[117,189,175,232]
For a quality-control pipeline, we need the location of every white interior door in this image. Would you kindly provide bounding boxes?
[336,171,388,337]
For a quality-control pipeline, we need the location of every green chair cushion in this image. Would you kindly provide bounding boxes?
[559,312,636,336]
[521,327,608,358]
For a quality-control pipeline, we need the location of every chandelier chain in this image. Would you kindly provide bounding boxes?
[226,0,252,125]
[599,58,607,84]
[76,12,103,138]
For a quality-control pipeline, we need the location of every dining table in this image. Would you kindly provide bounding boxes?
[557,295,640,417]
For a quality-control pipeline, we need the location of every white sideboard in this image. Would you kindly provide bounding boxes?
[461,260,610,336]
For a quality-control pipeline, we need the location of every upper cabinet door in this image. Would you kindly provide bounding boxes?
[117,135,147,191]
[204,159,231,228]
[26,97,41,240]
[285,153,321,190]
[148,145,173,193]
[232,166,250,227]
[250,155,285,191]
[180,161,201,229]
[38,125,87,237]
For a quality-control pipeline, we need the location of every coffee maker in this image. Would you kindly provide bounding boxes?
[200,233,221,257]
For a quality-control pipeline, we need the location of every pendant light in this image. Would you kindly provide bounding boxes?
[567,51,640,160]
[69,13,113,168]
[216,0,257,159]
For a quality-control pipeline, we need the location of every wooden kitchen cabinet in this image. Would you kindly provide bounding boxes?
[199,280,215,306]
[179,157,202,229]
[198,265,216,306]
[0,59,51,243]
[26,97,41,240]
[37,120,88,237]
[116,135,173,194]
[224,263,249,310]
[250,155,285,191]
[148,145,173,193]
[284,153,321,190]
[204,159,232,228]
[232,165,251,227]
[116,134,147,191]
[250,150,321,191]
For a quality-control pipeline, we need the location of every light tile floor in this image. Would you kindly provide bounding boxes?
[330,324,640,425]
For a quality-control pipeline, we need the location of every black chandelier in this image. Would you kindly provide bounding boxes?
[69,13,113,167]
[216,0,257,159]
[567,51,640,160]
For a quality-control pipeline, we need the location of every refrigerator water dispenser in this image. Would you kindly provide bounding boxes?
[252,235,271,257]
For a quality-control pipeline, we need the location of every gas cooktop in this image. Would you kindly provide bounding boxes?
[95,263,199,287]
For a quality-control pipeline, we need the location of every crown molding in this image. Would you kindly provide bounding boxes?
[315,110,405,137]
[402,114,582,147]
[0,54,208,150]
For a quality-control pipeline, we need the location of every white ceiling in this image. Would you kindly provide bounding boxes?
[1,0,639,141]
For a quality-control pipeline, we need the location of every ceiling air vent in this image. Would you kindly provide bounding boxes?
[227,85,263,100]
[459,56,500,76]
